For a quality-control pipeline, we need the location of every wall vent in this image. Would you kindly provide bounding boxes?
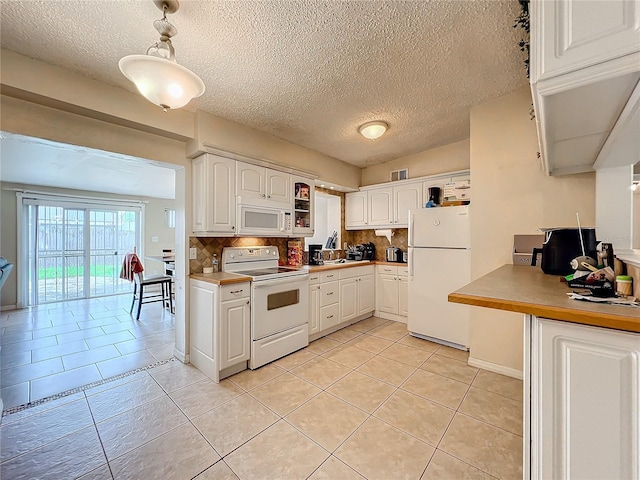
[390,168,409,182]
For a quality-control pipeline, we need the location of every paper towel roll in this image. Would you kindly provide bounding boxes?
[375,229,394,244]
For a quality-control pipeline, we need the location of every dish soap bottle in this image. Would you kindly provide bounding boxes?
[212,253,219,273]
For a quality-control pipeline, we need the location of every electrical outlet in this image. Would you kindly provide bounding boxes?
[189,247,197,260]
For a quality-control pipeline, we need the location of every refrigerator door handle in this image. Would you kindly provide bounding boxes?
[408,210,414,247]
[409,247,414,279]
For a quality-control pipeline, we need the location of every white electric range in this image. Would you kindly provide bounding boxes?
[222,246,309,369]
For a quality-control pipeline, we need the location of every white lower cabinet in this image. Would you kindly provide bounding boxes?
[527,315,640,480]
[375,265,408,322]
[308,265,375,339]
[190,279,250,382]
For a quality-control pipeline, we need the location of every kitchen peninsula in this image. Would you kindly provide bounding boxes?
[449,265,639,480]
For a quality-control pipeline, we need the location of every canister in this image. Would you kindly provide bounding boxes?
[615,275,633,296]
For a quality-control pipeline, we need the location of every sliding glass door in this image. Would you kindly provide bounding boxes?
[23,199,142,305]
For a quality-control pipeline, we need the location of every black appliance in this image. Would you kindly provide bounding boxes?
[530,228,597,275]
[309,244,324,265]
[427,187,441,205]
[346,243,376,261]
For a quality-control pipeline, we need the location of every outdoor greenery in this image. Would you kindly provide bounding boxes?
[38,265,120,280]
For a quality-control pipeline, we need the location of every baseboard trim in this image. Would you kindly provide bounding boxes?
[468,356,523,380]
[173,348,188,363]
[0,305,17,312]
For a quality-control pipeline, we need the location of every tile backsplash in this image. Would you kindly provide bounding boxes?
[346,229,408,262]
[189,237,295,273]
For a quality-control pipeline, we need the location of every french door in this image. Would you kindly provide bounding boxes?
[23,199,142,305]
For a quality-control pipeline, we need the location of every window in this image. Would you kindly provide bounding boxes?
[305,192,341,251]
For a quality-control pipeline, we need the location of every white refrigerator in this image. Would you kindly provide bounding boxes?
[408,205,471,349]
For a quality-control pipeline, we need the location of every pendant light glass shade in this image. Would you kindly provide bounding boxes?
[119,1,205,111]
[119,55,205,110]
[359,121,388,140]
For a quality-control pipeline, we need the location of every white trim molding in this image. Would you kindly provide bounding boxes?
[468,356,524,380]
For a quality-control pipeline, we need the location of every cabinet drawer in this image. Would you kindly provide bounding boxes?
[320,281,339,307]
[398,266,409,276]
[339,266,361,280]
[321,271,339,282]
[309,273,321,285]
[319,303,340,331]
[221,283,250,301]
[377,265,398,275]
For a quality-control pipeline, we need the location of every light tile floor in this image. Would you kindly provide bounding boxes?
[1,294,175,409]
[0,316,523,480]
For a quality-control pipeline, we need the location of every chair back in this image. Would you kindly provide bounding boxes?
[0,257,14,291]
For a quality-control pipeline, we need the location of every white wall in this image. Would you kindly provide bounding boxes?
[469,86,596,374]
[595,166,634,250]
[361,139,470,186]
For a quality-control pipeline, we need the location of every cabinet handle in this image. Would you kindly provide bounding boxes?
[262,194,266,198]
[267,195,271,198]
[230,289,244,294]
[310,276,319,280]
[327,291,334,295]
[231,226,235,230]
[326,274,334,278]
[246,300,250,304]
[327,314,334,319]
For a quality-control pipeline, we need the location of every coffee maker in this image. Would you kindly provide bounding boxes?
[427,187,441,206]
[309,244,324,265]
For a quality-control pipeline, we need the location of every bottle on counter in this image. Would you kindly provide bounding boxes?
[212,253,219,273]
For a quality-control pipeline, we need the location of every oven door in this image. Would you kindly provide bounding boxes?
[237,203,293,237]
[251,276,309,340]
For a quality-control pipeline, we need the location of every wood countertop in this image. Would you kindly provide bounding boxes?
[190,272,251,285]
[449,264,640,333]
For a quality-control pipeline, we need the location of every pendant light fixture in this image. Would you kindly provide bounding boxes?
[359,121,388,140]
[119,0,205,112]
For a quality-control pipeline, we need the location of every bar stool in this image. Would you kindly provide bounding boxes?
[130,271,173,320]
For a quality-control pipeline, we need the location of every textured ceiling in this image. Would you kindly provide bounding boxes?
[0,0,528,168]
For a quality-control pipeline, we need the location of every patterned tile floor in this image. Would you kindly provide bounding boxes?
[1,294,175,409]
[0,314,523,480]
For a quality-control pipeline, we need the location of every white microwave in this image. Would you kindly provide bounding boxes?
[237,202,293,236]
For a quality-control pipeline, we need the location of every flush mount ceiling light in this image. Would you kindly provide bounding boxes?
[119,0,205,112]
[359,121,388,140]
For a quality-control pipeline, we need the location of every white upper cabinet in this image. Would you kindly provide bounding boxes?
[345,191,368,229]
[530,0,640,176]
[367,182,423,227]
[236,161,291,205]
[266,169,291,204]
[394,182,422,225]
[368,187,394,226]
[532,0,640,82]
[192,154,236,235]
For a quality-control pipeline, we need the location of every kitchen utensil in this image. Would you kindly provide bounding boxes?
[570,255,597,270]
[580,261,599,272]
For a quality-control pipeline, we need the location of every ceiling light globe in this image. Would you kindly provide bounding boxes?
[359,121,388,140]
[119,55,205,110]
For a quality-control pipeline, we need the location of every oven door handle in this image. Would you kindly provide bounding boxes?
[252,276,308,289]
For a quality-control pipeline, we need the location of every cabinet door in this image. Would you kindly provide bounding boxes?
[345,192,368,228]
[398,277,408,317]
[266,170,291,204]
[357,274,375,316]
[339,278,358,323]
[236,161,266,200]
[192,155,208,232]
[394,183,422,225]
[209,155,236,234]
[377,274,398,314]
[368,187,393,226]
[190,281,215,357]
[531,317,640,480]
[309,284,320,335]
[532,0,640,82]
[220,297,250,369]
